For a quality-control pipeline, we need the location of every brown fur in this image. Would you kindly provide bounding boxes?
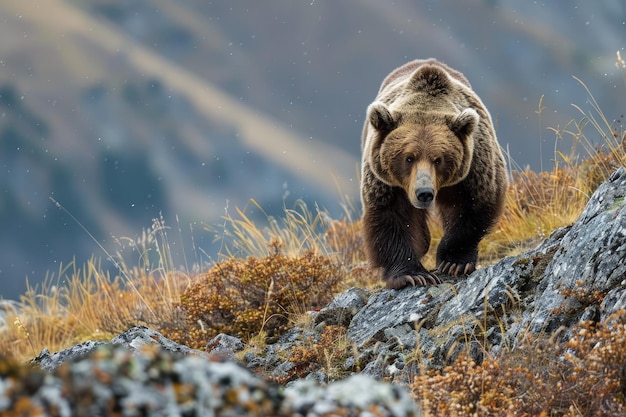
[360,58,507,289]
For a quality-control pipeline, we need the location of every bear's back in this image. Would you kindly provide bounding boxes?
[377,58,472,96]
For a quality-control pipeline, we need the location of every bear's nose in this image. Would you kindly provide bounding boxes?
[416,187,434,205]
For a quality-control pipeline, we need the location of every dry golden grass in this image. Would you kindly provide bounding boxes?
[0,218,191,361]
[210,197,366,266]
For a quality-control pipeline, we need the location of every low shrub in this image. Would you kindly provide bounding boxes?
[163,242,342,348]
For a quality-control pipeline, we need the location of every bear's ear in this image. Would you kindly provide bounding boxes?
[367,101,396,132]
[451,108,479,137]
[409,65,451,95]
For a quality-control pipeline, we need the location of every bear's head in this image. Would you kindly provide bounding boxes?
[365,64,478,209]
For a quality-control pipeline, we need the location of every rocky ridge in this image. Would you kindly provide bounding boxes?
[3,167,626,415]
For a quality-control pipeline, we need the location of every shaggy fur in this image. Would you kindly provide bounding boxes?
[361,59,507,289]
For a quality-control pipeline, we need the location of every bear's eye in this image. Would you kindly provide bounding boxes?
[433,157,442,166]
[406,156,414,164]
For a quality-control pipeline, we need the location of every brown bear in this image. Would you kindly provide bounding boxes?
[360,58,507,289]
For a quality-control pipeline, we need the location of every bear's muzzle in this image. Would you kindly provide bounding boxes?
[415,187,435,208]
[412,169,435,209]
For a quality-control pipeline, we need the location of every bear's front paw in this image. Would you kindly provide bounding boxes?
[436,261,476,276]
[385,272,441,289]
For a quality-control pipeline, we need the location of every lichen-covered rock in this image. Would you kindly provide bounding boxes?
[347,285,451,348]
[348,167,626,371]
[519,167,626,336]
[5,343,420,416]
[313,287,369,327]
[33,325,208,372]
[32,340,107,372]
[284,373,421,417]
[111,325,208,355]
[206,333,245,359]
[6,344,284,417]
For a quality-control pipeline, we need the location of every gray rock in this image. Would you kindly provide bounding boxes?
[272,360,297,381]
[21,341,420,417]
[303,370,327,385]
[112,325,208,356]
[33,325,208,371]
[206,333,245,358]
[384,323,417,350]
[314,287,369,327]
[520,166,626,335]
[20,344,285,417]
[284,373,422,417]
[348,284,451,348]
[343,356,356,370]
[33,340,107,372]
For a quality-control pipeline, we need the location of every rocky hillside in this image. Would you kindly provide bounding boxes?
[3,167,625,415]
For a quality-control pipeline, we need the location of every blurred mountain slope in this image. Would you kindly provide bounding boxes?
[0,0,624,299]
[0,0,359,299]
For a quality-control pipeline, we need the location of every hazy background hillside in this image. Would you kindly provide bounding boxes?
[0,0,624,300]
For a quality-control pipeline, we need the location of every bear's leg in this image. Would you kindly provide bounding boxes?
[363,186,440,289]
[435,195,497,277]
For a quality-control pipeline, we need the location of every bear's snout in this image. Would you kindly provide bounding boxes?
[411,168,435,208]
[415,187,434,208]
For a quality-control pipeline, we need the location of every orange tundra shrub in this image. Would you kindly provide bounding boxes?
[165,246,341,348]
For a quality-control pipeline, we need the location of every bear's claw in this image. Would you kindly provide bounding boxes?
[436,261,476,276]
[385,272,442,289]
